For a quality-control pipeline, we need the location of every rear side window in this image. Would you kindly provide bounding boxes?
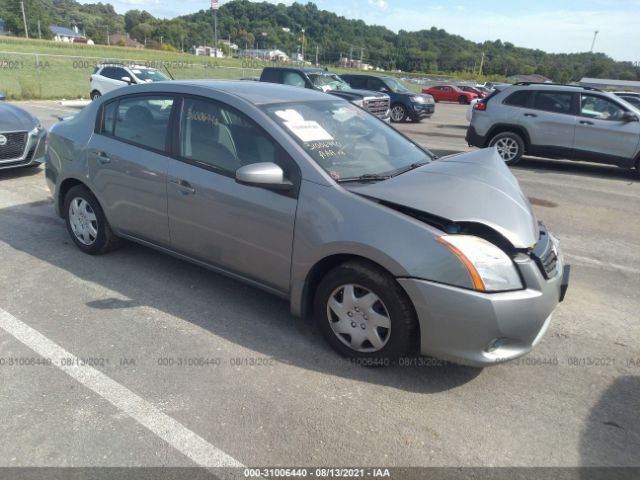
[261,69,280,83]
[366,78,384,91]
[533,91,573,114]
[102,101,117,135]
[504,90,532,107]
[112,95,175,152]
[283,71,306,88]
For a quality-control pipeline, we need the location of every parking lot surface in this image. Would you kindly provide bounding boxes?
[1,101,639,472]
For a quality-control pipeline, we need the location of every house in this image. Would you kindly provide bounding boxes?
[50,25,93,44]
[194,46,225,58]
[507,74,552,83]
[110,33,143,49]
[239,49,289,62]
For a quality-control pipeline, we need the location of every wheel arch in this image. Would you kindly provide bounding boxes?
[486,124,531,151]
[57,178,88,217]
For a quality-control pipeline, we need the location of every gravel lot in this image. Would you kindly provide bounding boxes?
[1,100,638,476]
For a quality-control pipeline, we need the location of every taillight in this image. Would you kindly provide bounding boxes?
[474,102,487,111]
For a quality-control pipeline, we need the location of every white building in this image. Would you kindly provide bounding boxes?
[194,46,225,58]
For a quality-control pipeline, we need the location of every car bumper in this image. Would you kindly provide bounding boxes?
[409,103,435,119]
[398,252,569,367]
[0,128,46,170]
[465,126,487,148]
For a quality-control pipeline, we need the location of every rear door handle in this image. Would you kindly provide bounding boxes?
[169,179,196,195]
[579,120,594,125]
[524,113,538,117]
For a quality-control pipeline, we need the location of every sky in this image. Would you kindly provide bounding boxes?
[103,0,640,62]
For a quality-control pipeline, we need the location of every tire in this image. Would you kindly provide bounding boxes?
[458,95,469,105]
[389,103,408,123]
[488,131,525,166]
[314,260,418,362]
[90,90,101,101]
[64,185,121,255]
[635,159,640,180]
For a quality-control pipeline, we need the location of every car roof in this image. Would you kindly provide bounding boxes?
[128,80,337,105]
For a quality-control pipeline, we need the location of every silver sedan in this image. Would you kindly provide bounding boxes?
[0,100,46,170]
[45,81,569,367]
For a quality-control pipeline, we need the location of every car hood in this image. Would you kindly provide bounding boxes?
[347,148,539,249]
[0,102,38,131]
[329,88,388,99]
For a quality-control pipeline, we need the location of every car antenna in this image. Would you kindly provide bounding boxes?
[164,65,175,80]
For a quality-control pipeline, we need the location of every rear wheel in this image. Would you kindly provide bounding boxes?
[458,95,469,105]
[489,131,525,165]
[390,104,408,123]
[314,260,417,362]
[90,90,101,101]
[64,185,121,255]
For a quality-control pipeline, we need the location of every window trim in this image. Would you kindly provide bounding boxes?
[95,92,178,156]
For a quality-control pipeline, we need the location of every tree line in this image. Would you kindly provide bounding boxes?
[1,0,638,81]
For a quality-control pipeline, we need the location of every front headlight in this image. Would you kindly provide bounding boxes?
[351,99,364,108]
[410,96,425,103]
[29,123,43,136]
[437,235,523,292]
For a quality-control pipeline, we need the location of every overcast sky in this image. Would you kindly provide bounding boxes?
[104,0,640,62]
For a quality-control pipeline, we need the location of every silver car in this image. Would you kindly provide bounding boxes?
[45,81,569,367]
[466,83,640,177]
[0,100,46,170]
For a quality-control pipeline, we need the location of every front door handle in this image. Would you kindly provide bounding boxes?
[579,120,594,125]
[524,113,538,118]
[170,179,196,195]
[92,150,111,164]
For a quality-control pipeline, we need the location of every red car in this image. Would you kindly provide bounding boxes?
[421,84,479,104]
[458,85,487,98]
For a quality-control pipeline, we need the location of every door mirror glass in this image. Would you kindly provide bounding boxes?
[236,162,292,190]
[622,111,639,122]
[121,76,132,84]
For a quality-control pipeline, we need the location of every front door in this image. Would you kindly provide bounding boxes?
[167,96,299,293]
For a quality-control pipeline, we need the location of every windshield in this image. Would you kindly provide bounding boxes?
[308,73,350,91]
[132,69,169,82]
[263,100,432,181]
[384,78,410,93]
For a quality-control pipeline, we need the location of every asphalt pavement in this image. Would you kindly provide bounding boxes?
[0,100,638,476]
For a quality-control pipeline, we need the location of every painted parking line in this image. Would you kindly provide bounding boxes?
[0,306,243,469]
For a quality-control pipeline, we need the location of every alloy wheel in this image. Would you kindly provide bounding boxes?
[68,197,98,246]
[494,137,520,162]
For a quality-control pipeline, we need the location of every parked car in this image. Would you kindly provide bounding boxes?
[422,84,479,104]
[466,83,640,176]
[46,80,569,367]
[459,85,486,98]
[260,67,390,121]
[613,92,640,109]
[0,101,46,170]
[339,74,435,123]
[90,63,170,100]
[0,91,6,101]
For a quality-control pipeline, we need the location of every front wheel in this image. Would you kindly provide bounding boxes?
[314,260,418,362]
[64,185,121,255]
[390,104,408,123]
[489,131,525,165]
[90,90,101,101]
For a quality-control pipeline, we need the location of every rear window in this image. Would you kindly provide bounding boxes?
[504,90,532,107]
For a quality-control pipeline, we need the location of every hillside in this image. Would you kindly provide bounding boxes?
[0,0,638,81]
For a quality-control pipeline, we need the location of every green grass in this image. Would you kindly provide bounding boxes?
[0,36,508,99]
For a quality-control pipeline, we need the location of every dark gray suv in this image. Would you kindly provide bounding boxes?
[466,83,640,176]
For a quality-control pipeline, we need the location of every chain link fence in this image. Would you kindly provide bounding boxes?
[0,51,264,100]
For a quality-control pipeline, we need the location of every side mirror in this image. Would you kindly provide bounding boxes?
[622,111,638,122]
[236,162,293,190]
[0,91,6,101]
[121,76,132,84]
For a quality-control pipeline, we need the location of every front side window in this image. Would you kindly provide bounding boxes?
[382,78,410,93]
[283,71,306,88]
[263,100,432,181]
[179,97,295,177]
[580,95,625,121]
[112,95,174,151]
[308,73,350,91]
[533,91,573,114]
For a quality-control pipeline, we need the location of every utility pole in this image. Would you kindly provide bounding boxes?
[349,46,353,67]
[590,30,599,53]
[212,0,219,58]
[478,51,485,76]
[301,28,305,64]
[315,45,319,66]
[37,20,41,39]
[20,1,28,38]
[360,47,363,68]
[106,25,110,46]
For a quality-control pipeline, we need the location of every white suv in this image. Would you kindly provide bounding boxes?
[89,64,170,100]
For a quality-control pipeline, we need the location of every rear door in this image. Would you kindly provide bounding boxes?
[523,90,577,153]
[166,95,299,293]
[573,93,640,164]
[88,94,175,245]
